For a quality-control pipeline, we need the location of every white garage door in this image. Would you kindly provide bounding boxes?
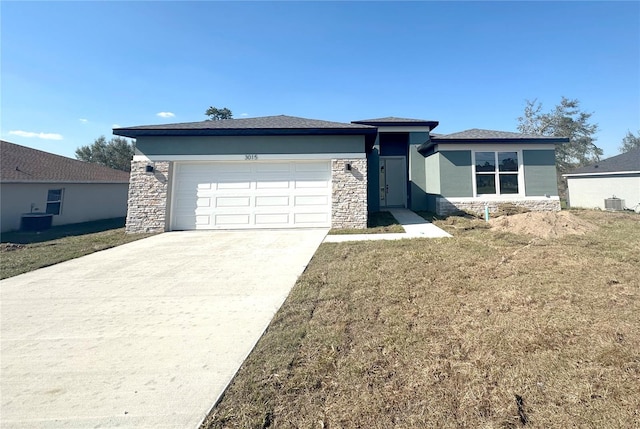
[171,161,332,230]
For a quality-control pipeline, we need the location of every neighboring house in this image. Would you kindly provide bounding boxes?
[0,141,130,233]
[113,115,567,233]
[563,148,640,210]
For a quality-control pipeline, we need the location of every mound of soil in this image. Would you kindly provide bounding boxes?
[488,211,597,239]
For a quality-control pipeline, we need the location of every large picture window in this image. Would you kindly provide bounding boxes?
[46,189,64,215]
[474,151,519,195]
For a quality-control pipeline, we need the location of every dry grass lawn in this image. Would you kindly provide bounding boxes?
[1,219,153,279]
[202,210,639,429]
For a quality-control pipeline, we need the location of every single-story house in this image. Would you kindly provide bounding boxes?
[563,148,640,210]
[113,115,567,233]
[0,140,130,233]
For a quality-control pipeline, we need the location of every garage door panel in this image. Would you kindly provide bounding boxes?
[256,180,290,189]
[255,213,290,225]
[195,215,210,226]
[215,214,251,225]
[216,196,250,207]
[196,197,212,207]
[255,196,289,207]
[216,181,251,190]
[294,213,328,224]
[172,161,332,230]
[294,195,328,206]
[295,180,329,189]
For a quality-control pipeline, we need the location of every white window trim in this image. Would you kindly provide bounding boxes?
[471,149,525,198]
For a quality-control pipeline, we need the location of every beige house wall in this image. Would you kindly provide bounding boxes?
[1,182,129,232]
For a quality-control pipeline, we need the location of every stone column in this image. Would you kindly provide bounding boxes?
[332,159,367,229]
[125,161,170,233]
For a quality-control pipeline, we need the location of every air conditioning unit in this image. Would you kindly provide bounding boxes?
[604,197,624,211]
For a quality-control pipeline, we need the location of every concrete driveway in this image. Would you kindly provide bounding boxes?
[1,229,327,428]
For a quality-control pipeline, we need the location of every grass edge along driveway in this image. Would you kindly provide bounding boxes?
[1,218,154,279]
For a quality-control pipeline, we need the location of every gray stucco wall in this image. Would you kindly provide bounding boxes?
[136,135,365,156]
[409,133,429,211]
[523,149,558,196]
[439,150,473,197]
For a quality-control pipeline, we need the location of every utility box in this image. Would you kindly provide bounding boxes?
[604,198,624,211]
[20,213,54,231]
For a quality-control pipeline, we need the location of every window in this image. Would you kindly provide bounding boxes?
[474,151,519,195]
[46,189,63,215]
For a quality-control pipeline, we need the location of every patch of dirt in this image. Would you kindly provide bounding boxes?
[489,211,597,239]
[0,243,26,252]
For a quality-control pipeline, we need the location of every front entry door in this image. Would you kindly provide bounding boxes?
[380,157,406,208]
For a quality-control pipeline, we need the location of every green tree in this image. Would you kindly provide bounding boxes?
[619,130,640,153]
[517,97,602,173]
[75,136,134,172]
[205,106,233,120]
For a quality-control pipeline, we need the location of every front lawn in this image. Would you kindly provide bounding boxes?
[202,210,640,428]
[1,218,153,279]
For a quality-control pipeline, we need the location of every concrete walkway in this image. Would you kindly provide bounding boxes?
[324,208,451,242]
[0,229,327,429]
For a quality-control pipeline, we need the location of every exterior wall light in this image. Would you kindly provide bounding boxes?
[145,165,155,173]
[344,162,351,172]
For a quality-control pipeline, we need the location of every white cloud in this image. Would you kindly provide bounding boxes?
[9,130,63,140]
[79,118,88,123]
[240,113,249,117]
[156,112,175,118]
[112,124,122,129]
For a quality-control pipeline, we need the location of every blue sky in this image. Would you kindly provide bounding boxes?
[2,1,638,159]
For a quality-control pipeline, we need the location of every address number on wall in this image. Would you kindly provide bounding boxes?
[245,154,259,160]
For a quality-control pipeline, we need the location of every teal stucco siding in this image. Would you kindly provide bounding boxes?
[424,153,441,213]
[135,135,365,156]
[523,149,558,196]
[408,132,429,211]
[439,150,473,197]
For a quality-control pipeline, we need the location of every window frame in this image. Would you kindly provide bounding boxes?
[46,188,64,215]
[472,149,524,197]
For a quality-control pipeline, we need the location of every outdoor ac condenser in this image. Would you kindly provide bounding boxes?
[604,197,624,211]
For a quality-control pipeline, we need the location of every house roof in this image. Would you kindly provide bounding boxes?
[352,116,439,129]
[564,148,640,176]
[114,115,379,150]
[433,128,567,141]
[1,140,130,184]
[419,128,568,153]
[114,115,377,135]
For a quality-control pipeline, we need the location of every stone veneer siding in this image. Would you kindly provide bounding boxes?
[126,161,170,233]
[332,159,367,229]
[436,198,561,216]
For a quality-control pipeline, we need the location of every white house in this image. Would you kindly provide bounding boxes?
[1,140,130,233]
[564,148,640,211]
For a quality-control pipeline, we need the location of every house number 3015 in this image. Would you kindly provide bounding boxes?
[245,154,259,160]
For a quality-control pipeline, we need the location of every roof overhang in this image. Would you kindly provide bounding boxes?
[563,170,640,178]
[418,137,567,155]
[352,119,439,130]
